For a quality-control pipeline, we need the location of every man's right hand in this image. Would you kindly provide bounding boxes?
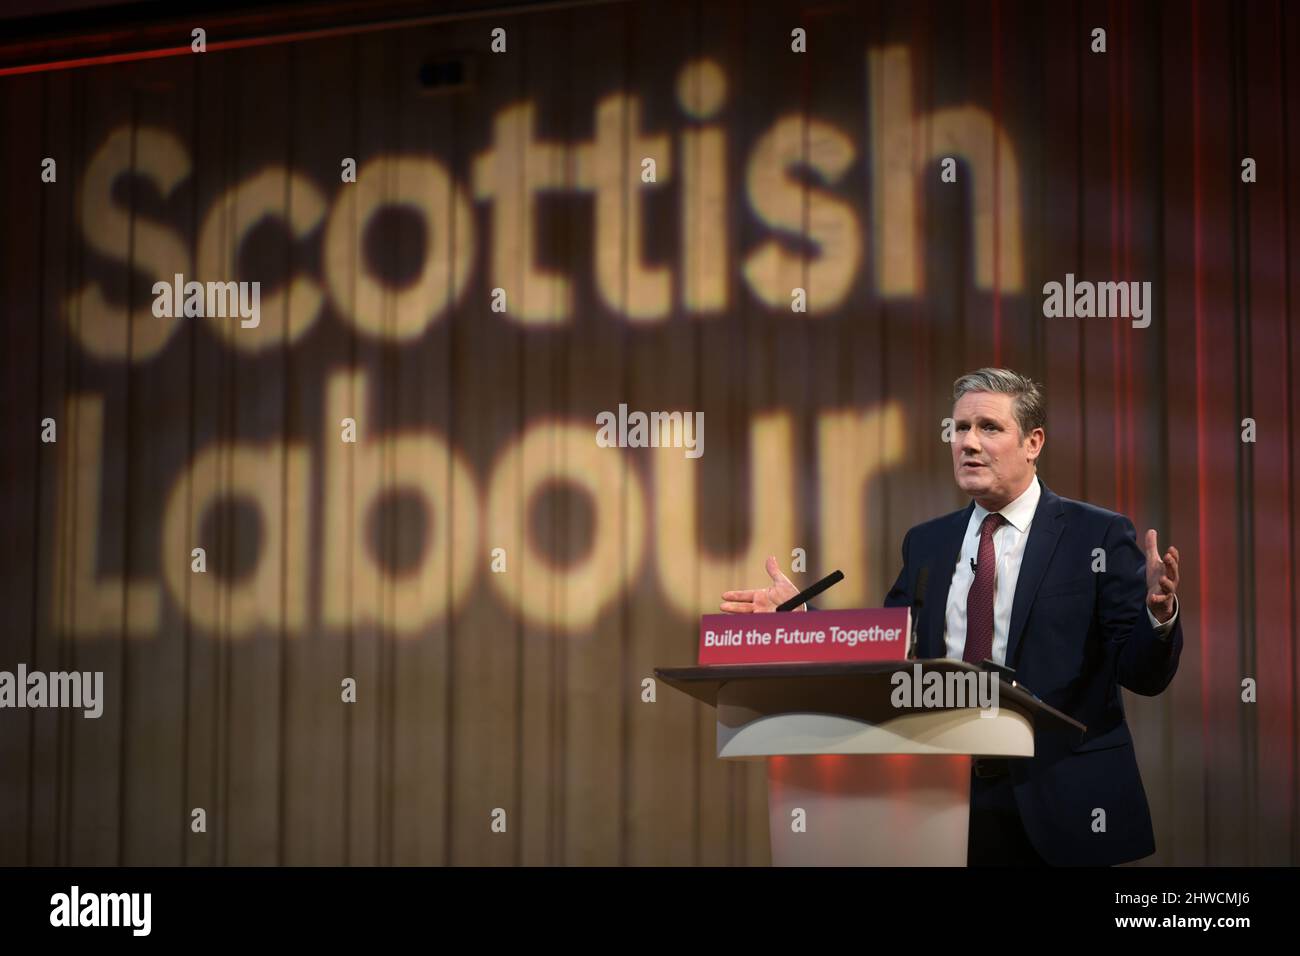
[719,555,805,613]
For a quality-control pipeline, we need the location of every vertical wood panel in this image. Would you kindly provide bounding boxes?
[625,0,719,868]
[279,34,355,867]
[558,3,628,867]
[1244,0,1293,864]
[62,60,135,866]
[449,9,526,867]
[383,23,458,868]
[118,51,197,866]
[182,47,231,867]
[339,31,397,866]
[0,73,47,865]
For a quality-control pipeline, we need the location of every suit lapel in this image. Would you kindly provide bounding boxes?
[1005,480,1066,667]
[922,503,973,658]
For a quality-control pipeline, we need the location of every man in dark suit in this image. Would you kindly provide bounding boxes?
[720,368,1182,866]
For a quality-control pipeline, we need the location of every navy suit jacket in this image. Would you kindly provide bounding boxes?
[880,478,1182,865]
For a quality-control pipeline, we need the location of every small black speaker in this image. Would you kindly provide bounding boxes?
[417,56,473,93]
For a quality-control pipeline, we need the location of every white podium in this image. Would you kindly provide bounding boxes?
[656,659,1085,866]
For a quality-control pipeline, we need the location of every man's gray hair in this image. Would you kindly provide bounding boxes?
[953,368,1046,441]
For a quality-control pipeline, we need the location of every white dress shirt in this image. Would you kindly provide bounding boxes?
[943,476,1178,663]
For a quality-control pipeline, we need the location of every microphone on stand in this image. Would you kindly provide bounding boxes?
[775,569,845,612]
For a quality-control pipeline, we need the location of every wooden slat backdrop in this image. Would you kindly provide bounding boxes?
[1,0,1297,866]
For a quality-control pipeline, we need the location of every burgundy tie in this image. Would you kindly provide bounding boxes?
[962,512,1006,664]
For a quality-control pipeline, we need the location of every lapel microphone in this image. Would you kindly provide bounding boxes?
[908,566,930,659]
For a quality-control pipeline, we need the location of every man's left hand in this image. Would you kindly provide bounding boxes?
[1144,529,1180,624]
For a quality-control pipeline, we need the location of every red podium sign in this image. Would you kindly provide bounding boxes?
[697,608,911,665]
